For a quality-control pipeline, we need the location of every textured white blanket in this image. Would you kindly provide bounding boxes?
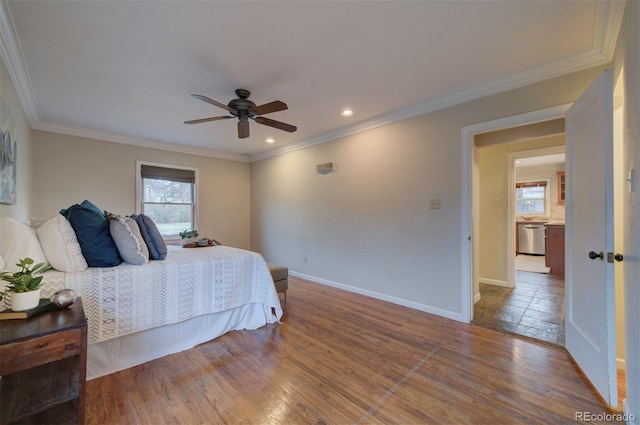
[40,246,282,344]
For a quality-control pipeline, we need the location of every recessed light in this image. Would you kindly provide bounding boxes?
[265,138,275,144]
[515,160,521,164]
[341,109,353,117]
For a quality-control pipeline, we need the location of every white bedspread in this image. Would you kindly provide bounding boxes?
[40,245,282,344]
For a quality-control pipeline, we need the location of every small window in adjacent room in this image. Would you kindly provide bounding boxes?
[515,180,548,215]
[136,161,198,241]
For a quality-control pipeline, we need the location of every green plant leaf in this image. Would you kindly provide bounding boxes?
[28,276,43,290]
[1,257,50,293]
[30,263,51,275]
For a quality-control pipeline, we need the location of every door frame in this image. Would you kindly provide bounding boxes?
[461,103,571,322]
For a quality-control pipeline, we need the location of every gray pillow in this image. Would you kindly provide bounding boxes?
[109,216,149,265]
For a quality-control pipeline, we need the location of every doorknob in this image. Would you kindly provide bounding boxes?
[588,251,604,260]
[607,252,624,263]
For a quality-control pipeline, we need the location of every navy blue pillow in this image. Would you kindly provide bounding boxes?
[131,214,167,260]
[59,200,121,267]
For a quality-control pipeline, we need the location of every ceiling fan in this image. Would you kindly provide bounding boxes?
[184,89,297,139]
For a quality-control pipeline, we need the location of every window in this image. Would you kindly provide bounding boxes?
[137,162,198,240]
[516,180,548,215]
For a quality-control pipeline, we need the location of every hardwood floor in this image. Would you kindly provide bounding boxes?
[86,276,625,424]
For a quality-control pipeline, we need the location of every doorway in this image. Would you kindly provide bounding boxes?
[461,105,571,327]
[473,143,567,345]
[461,95,627,409]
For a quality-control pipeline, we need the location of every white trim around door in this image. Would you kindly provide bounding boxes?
[461,104,572,323]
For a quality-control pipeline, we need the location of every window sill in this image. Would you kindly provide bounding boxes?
[164,239,183,246]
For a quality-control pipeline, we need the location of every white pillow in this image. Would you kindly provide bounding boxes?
[36,214,88,272]
[0,217,49,273]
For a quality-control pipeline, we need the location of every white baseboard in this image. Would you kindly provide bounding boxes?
[479,277,513,288]
[289,271,464,323]
[474,292,482,304]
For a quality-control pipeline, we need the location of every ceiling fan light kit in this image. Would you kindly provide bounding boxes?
[185,89,297,139]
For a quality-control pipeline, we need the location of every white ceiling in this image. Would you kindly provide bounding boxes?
[516,153,565,167]
[1,1,624,162]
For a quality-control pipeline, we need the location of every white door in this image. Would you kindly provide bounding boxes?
[565,68,617,407]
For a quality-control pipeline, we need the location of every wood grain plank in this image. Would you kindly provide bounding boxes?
[85,276,626,424]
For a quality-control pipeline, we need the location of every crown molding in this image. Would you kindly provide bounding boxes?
[250,0,627,163]
[249,47,608,162]
[593,0,627,60]
[0,0,39,126]
[0,0,626,164]
[33,120,250,162]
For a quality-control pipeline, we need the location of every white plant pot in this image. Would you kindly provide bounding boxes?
[6,289,41,311]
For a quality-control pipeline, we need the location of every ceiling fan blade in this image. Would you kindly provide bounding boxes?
[253,116,297,133]
[238,119,250,138]
[252,100,288,116]
[184,116,232,124]
[191,94,235,112]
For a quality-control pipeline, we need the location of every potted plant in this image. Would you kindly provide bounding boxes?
[0,258,51,311]
[179,229,199,243]
[179,229,200,247]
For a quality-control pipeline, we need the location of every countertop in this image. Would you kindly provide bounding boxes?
[516,220,565,225]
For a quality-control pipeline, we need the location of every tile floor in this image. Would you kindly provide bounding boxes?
[473,268,565,345]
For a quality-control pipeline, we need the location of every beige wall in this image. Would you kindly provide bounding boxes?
[0,55,33,222]
[478,135,565,284]
[251,66,605,316]
[31,132,251,249]
[613,0,639,417]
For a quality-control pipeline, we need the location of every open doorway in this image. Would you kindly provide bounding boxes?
[473,140,567,345]
[461,96,627,409]
[514,152,566,276]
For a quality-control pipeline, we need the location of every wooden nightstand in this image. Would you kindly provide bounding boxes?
[0,298,87,425]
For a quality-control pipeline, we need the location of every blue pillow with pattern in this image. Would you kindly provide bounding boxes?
[130,214,167,260]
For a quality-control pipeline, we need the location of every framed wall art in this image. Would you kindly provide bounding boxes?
[0,129,16,204]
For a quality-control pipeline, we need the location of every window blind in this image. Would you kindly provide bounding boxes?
[516,181,547,189]
[140,165,195,184]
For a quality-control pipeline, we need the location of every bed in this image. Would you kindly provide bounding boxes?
[38,245,283,379]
